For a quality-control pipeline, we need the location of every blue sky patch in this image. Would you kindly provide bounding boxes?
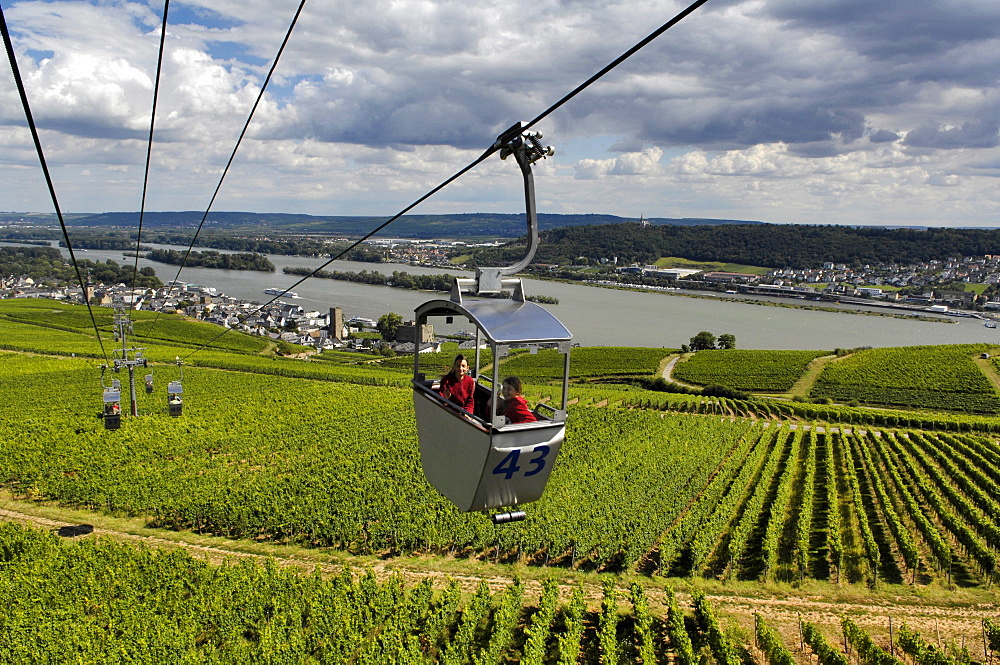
[205,40,269,68]
[25,48,55,62]
[168,3,243,31]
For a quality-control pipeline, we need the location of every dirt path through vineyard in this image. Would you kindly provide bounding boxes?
[786,353,839,398]
[3,500,997,656]
[660,353,701,390]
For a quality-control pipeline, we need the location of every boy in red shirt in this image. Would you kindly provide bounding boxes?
[497,376,536,424]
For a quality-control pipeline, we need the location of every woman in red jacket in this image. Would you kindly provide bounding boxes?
[496,376,536,424]
[439,354,475,413]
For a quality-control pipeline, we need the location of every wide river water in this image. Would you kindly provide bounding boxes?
[10,241,1000,350]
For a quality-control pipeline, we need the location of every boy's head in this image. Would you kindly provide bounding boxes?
[501,376,523,397]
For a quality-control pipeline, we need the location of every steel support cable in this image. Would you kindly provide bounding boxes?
[128,0,170,310]
[180,0,711,360]
[519,0,709,134]
[153,0,308,326]
[1,3,110,364]
[179,147,496,360]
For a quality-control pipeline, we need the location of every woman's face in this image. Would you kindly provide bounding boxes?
[501,383,515,399]
[453,358,468,376]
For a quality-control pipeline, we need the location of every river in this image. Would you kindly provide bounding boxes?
[7,241,999,350]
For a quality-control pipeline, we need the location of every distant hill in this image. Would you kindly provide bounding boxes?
[466,222,1000,270]
[16,210,997,269]
[39,211,760,238]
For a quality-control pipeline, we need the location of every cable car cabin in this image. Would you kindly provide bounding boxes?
[144,373,154,394]
[412,294,571,520]
[167,381,183,417]
[102,387,121,430]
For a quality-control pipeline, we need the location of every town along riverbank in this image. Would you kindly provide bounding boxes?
[17,241,1000,350]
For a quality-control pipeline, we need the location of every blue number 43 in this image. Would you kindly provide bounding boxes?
[492,446,550,480]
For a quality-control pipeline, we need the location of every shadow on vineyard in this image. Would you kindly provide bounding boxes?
[664,546,697,578]
[702,432,771,580]
[831,436,863,585]
[736,431,795,581]
[853,459,906,585]
[774,436,808,583]
[56,523,94,537]
[806,433,833,582]
[940,552,979,588]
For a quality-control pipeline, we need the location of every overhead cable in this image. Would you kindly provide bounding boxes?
[129,0,171,309]
[520,0,709,135]
[154,0,309,324]
[181,0,711,360]
[1,2,110,364]
[180,148,496,360]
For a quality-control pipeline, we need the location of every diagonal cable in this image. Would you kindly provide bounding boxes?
[1,2,110,364]
[520,0,709,135]
[180,0,711,360]
[129,0,170,310]
[180,147,496,360]
[154,0,308,324]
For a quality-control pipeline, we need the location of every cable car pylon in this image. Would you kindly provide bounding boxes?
[98,295,148,426]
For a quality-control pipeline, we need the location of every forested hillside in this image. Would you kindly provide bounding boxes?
[49,211,749,236]
[468,223,1000,269]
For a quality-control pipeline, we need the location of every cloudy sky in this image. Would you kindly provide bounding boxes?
[1,0,998,227]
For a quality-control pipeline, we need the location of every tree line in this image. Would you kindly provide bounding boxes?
[145,233,383,262]
[0,246,161,288]
[284,267,558,304]
[685,331,736,351]
[1,228,383,262]
[145,249,275,272]
[465,223,1000,270]
[284,267,454,291]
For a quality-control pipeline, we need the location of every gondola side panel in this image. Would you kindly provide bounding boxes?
[469,423,564,511]
[413,390,493,512]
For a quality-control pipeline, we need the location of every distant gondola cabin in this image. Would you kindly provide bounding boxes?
[102,387,121,430]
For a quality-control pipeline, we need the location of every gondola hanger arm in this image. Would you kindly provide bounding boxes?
[455,122,554,299]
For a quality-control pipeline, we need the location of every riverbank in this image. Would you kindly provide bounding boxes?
[281,257,969,324]
[282,265,559,304]
[527,273,963,324]
[13,240,1000,349]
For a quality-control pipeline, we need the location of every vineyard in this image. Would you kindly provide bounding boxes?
[0,519,996,663]
[4,347,1000,589]
[623,387,1000,433]
[500,346,671,379]
[1,299,999,660]
[671,349,829,392]
[809,345,1000,413]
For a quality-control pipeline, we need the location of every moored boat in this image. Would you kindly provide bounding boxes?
[263,288,299,298]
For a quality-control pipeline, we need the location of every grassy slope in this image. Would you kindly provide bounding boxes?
[653,256,771,275]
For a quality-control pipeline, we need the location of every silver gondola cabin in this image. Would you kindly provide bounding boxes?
[102,383,122,430]
[411,123,569,524]
[412,294,571,520]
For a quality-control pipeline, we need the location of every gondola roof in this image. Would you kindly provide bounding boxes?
[414,297,571,345]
